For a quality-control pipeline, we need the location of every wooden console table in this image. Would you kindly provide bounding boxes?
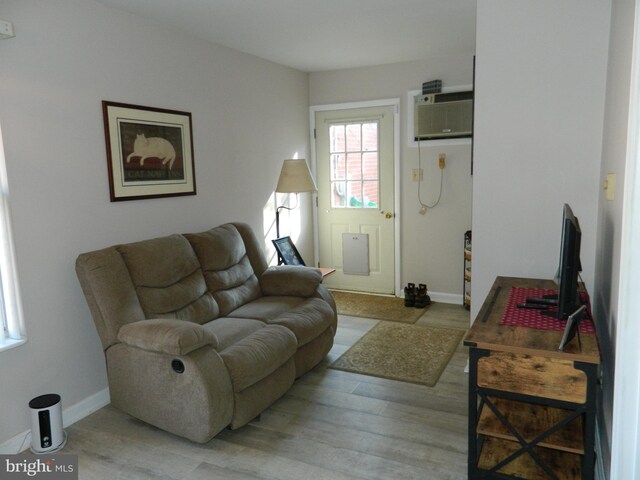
[464,276,600,479]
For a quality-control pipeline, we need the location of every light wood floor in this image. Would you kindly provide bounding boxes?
[64,302,470,480]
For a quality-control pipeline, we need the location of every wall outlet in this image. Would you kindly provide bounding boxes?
[0,19,15,39]
[419,205,427,215]
[439,153,446,169]
[412,168,423,181]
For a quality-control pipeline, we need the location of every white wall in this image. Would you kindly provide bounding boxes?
[595,0,635,475]
[472,0,611,321]
[0,0,310,447]
[309,56,475,299]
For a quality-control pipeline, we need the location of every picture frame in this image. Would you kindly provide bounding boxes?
[272,236,306,266]
[559,304,587,351]
[102,101,196,201]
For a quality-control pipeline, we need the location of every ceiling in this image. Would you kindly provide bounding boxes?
[93,0,477,72]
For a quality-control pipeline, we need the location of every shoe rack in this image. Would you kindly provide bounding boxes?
[464,230,472,309]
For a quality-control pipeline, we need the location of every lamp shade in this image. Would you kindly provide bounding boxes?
[275,159,317,193]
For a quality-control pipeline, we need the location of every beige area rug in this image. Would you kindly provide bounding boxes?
[330,321,466,387]
[331,290,425,324]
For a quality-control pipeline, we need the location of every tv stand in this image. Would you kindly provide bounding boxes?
[464,277,600,479]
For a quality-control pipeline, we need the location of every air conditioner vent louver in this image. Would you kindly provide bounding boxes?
[414,91,473,140]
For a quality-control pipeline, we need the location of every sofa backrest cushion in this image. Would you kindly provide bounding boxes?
[185,224,261,316]
[118,234,219,324]
[76,247,148,350]
[231,222,269,276]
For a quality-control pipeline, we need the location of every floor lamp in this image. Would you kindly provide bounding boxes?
[275,159,317,264]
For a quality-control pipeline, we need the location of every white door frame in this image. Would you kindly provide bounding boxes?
[310,98,401,296]
[610,1,640,477]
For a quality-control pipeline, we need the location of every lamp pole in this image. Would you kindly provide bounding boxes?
[274,159,317,265]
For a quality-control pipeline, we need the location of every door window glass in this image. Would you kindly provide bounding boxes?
[329,122,379,208]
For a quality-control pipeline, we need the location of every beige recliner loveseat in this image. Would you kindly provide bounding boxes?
[75,222,337,443]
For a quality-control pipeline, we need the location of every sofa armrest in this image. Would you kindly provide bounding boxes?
[117,319,219,355]
[259,266,322,297]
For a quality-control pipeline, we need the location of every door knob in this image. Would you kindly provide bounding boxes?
[380,211,394,219]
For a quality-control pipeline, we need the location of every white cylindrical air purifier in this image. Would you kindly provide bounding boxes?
[29,394,66,453]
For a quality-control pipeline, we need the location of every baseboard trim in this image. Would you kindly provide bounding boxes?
[429,291,464,305]
[62,388,111,427]
[0,388,110,454]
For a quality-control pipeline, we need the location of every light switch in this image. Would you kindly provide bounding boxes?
[412,169,423,182]
[605,173,616,201]
[0,19,15,39]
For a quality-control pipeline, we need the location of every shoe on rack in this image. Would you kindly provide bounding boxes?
[415,283,431,308]
[404,283,416,307]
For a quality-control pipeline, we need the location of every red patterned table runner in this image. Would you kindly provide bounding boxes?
[501,287,595,334]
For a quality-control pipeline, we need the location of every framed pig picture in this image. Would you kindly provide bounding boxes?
[102,101,196,201]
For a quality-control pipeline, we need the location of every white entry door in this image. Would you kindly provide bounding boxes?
[315,105,396,294]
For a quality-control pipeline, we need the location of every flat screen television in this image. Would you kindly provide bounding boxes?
[525,203,583,320]
[553,204,583,319]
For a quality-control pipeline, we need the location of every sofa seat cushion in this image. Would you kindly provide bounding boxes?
[202,317,265,352]
[227,296,306,321]
[267,298,335,347]
[219,325,297,393]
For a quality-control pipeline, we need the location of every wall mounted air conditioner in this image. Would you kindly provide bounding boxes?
[414,91,473,140]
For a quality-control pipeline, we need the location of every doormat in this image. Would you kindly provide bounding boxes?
[329,321,466,387]
[331,290,425,324]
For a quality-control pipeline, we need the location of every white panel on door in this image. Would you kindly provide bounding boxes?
[342,233,370,275]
